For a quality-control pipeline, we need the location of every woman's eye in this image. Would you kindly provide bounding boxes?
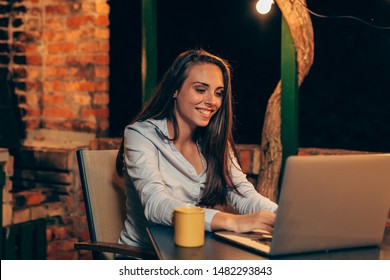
[195,88,206,93]
[215,91,223,97]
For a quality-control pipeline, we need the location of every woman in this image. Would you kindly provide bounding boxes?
[116,49,278,249]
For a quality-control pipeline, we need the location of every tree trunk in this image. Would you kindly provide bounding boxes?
[256,0,314,202]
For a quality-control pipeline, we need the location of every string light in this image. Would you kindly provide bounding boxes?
[296,0,390,30]
[255,0,390,30]
[256,0,274,15]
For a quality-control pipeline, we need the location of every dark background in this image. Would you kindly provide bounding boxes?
[109,0,390,152]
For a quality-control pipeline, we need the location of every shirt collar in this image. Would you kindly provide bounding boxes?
[146,118,170,138]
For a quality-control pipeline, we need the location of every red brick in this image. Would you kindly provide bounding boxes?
[26,55,42,66]
[25,44,38,53]
[81,108,94,118]
[43,80,63,92]
[81,108,108,118]
[65,28,94,41]
[45,5,68,15]
[81,3,95,13]
[42,93,65,105]
[15,190,46,207]
[64,80,96,92]
[74,93,91,105]
[48,43,77,54]
[95,28,109,39]
[44,17,65,29]
[95,15,109,27]
[43,107,75,118]
[79,41,98,53]
[44,67,67,78]
[64,81,80,92]
[94,107,109,118]
[93,92,109,105]
[69,67,82,78]
[80,80,96,91]
[94,54,109,65]
[95,66,109,78]
[66,55,94,66]
[96,2,110,14]
[26,17,40,28]
[52,80,63,91]
[66,15,94,28]
[44,56,65,66]
[42,30,65,42]
[26,193,46,206]
[96,80,109,91]
[98,41,110,52]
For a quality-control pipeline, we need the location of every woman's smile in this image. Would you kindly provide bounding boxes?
[196,108,214,117]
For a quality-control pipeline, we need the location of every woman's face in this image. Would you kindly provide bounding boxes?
[173,63,224,131]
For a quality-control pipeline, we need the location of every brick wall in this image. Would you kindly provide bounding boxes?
[1,0,109,260]
[2,130,95,260]
[11,143,90,259]
[0,0,110,136]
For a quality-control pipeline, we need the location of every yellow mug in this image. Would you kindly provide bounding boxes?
[173,206,205,247]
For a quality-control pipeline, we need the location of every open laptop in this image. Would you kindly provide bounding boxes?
[215,154,390,256]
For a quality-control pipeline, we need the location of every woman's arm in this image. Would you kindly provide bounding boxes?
[210,210,276,233]
[210,150,278,233]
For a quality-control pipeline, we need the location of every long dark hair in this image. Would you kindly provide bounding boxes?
[116,49,241,207]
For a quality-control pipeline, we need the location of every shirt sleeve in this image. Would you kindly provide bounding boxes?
[227,152,278,214]
[124,127,219,231]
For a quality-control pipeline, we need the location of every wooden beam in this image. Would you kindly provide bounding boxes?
[141,0,157,105]
[280,16,298,188]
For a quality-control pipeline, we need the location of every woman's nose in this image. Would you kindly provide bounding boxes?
[204,92,217,106]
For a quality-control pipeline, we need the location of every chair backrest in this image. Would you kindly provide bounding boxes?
[77,149,126,259]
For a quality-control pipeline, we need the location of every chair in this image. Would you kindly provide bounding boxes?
[74,149,157,260]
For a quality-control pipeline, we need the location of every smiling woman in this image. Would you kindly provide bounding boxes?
[114,49,278,251]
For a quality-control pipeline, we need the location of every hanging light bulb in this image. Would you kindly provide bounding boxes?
[256,0,274,14]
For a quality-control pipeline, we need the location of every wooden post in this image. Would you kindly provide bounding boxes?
[280,15,298,190]
[141,0,157,105]
[257,0,314,202]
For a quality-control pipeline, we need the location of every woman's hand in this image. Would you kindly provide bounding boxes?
[211,210,276,233]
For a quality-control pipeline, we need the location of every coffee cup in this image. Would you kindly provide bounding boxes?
[173,206,205,247]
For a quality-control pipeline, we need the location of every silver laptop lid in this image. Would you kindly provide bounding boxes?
[270,154,390,255]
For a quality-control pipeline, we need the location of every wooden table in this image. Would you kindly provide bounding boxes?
[147,225,390,260]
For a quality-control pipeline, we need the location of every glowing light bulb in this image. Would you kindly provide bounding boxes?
[256,0,273,15]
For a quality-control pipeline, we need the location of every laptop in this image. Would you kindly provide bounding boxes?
[215,154,390,256]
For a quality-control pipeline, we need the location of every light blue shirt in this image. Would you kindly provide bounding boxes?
[119,118,278,248]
